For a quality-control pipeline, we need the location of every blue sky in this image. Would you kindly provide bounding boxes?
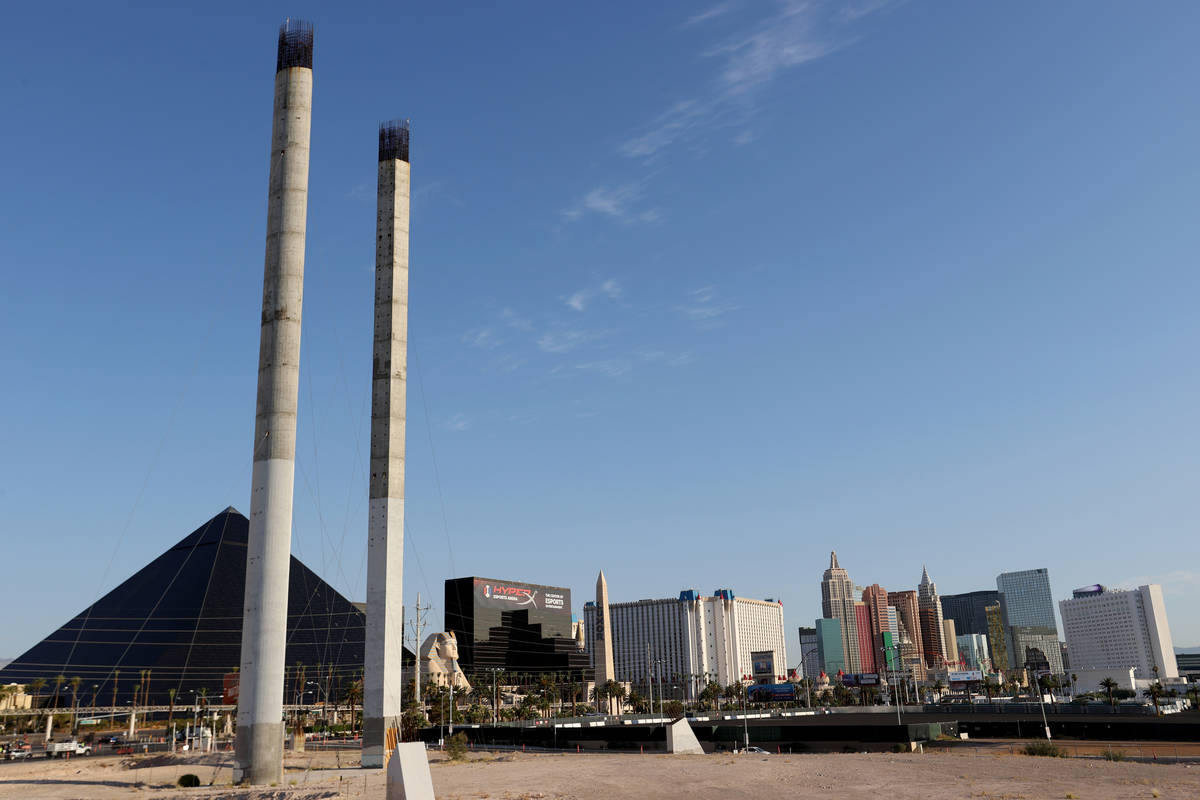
[3,1,1198,665]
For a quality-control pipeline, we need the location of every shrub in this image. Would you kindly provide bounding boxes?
[177,773,201,787]
[445,732,468,761]
[1101,748,1127,762]
[1023,741,1064,758]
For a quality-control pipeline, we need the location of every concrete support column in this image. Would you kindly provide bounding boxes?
[363,120,411,768]
[235,19,314,786]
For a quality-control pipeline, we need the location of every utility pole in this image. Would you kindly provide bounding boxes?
[408,593,431,719]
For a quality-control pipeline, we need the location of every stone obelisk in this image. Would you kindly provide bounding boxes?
[363,120,411,768]
[235,19,314,786]
[596,571,615,687]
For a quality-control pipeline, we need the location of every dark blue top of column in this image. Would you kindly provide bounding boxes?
[379,120,411,163]
[277,19,314,72]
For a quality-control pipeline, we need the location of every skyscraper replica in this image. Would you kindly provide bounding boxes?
[996,568,1063,675]
[821,552,861,673]
[236,19,314,786]
[594,571,616,686]
[917,566,947,668]
[362,120,412,767]
[861,584,889,673]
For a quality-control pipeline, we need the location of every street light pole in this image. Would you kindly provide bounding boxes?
[488,668,502,726]
[741,679,749,752]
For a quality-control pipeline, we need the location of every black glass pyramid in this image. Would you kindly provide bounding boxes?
[0,507,393,708]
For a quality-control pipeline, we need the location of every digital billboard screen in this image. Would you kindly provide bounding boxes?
[948,670,984,683]
[751,650,776,682]
[473,578,569,615]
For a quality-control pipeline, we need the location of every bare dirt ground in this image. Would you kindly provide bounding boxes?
[0,746,1196,800]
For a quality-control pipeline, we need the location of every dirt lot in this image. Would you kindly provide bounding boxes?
[0,746,1196,799]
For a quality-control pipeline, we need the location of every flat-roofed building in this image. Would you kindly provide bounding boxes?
[1059,584,1178,682]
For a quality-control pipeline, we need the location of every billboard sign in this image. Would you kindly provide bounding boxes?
[473,578,569,614]
[751,651,776,683]
[841,673,879,687]
[223,672,240,704]
[948,670,984,683]
[747,683,796,702]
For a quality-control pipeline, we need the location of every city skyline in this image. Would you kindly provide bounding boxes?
[4,2,1200,670]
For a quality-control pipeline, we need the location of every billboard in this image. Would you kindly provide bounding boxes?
[948,670,984,683]
[751,650,776,683]
[473,578,569,615]
[840,673,879,687]
[747,683,796,702]
[223,672,240,704]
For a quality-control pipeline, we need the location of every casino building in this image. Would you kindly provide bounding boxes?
[583,589,788,700]
[444,577,591,678]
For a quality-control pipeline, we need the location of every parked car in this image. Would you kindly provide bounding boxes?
[743,746,769,754]
[4,744,33,761]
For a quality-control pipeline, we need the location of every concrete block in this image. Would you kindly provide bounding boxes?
[386,742,435,800]
[666,718,704,755]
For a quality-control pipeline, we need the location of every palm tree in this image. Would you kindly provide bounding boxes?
[28,678,47,712]
[981,675,996,701]
[52,675,66,711]
[343,677,363,734]
[167,688,177,731]
[566,681,581,716]
[111,671,120,710]
[1143,682,1165,716]
[1070,673,1078,699]
[69,677,82,731]
[1099,677,1119,708]
[591,682,608,714]
[606,680,626,716]
[699,681,722,711]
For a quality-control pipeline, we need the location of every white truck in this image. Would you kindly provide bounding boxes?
[45,740,92,758]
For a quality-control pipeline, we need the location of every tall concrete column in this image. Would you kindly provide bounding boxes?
[235,19,314,786]
[363,120,411,768]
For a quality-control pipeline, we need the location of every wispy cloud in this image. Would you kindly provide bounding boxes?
[536,328,605,354]
[562,183,660,224]
[1115,569,1199,596]
[621,0,893,160]
[490,353,527,373]
[443,413,471,432]
[575,359,632,378]
[683,2,739,28]
[566,279,623,312]
[636,348,696,367]
[566,290,591,312]
[501,307,533,331]
[461,327,501,349]
[677,285,739,326]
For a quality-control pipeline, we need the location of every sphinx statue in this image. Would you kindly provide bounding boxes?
[419,631,472,691]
